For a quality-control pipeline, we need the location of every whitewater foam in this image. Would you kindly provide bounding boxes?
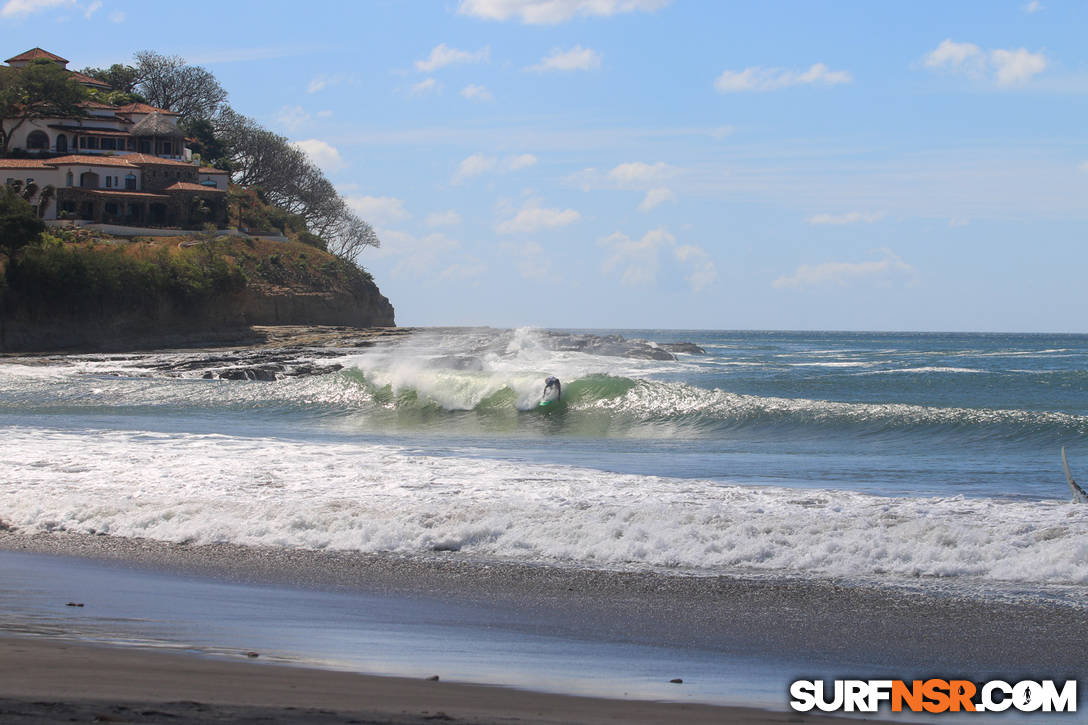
[2,426,1085,594]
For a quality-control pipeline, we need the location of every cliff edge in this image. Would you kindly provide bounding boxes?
[0,231,394,352]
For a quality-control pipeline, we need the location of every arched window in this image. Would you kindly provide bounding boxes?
[66,171,73,187]
[26,131,49,150]
[79,171,100,189]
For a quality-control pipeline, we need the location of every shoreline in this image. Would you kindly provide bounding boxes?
[2,532,1084,676]
[0,324,412,357]
[0,635,865,725]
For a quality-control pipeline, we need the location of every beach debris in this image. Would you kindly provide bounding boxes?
[245,651,260,658]
[65,601,84,607]
[426,675,440,681]
[669,678,684,684]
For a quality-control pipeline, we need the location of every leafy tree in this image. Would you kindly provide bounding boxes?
[179,117,230,169]
[80,63,141,94]
[0,59,87,153]
[0,185,45,255]
[134,51,227,120]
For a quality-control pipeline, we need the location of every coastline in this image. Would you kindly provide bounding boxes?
[0,635,861,725]
[0,531,1083,724]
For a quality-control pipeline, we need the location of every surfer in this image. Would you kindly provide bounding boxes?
[541,376,561,405]
[1060,448,1088,503]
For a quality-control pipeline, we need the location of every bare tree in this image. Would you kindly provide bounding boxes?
[213,107,380,262]
[134,51,227,119]
[325,211,381,263]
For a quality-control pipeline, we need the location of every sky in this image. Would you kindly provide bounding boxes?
[3,0,1087,331]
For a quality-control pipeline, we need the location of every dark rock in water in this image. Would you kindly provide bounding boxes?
[217,367,278,381]
[669,678,684,684]
[426,675,440,681]
[661,342,706,354]
[245,651,260,658]
[284,363,343,377]
[65,602,84,607]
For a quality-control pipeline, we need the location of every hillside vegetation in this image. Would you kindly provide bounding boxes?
[0,227,394,352]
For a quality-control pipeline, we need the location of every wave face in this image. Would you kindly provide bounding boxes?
[1,328,1087,598]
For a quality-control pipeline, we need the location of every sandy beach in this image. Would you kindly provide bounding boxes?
[0,635,863,725]
[1,532,1084,723]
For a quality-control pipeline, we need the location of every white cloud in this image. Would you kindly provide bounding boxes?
[608,161,673,186]
[276,105,311,131]
[453,153,499,183]
[458,0,669,24]
[415,43,490,72]
[503,241,551,279]
[599,227,715,291]
[411,77,440,95]
[83,0,99,18]
[306,73,355,94]
[715,63,852,93]
[990,48,1047,86]
[1024,1,1043,12]
[452,153,537,183]
[673,244,717,292]
[924,39,983,71]
[773,249,914,289]
[107,9,122,21]
[923,39,1046,87]
[440,262,487,281]
[497,201,581,234]
[1,0,73,17]
[805,211,885,225]
[461,83,494,101]
[527,45,601,72]
[638,187,675,212]
[290,139,346,172]
[377,229,460,278]
[507,153,537,170]
[426,210,463,227]
[346,196,409,225]
[948,217,970,228]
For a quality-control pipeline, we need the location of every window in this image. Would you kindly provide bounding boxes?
[162,142,172,155]
[79,137,87,149]
[26,131,49,150]
[106,176,112,188]
[86,137,99,150]
[100,138,116,151]
[124,174,137,190]
[115,176,120,187]
[66,172,73,187]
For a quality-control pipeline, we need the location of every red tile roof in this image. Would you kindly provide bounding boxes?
[114,103,180,116]
[165,181,225,193]
[120,153,195,167]
[72,189,169,200]
[68,71,111,89]
[78,100,117,110]
[5,48,67,64]
[47,155,138,168]
[0,159,52,169]
[199,167,229,174]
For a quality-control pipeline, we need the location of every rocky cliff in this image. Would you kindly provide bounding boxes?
[0,233,394,352]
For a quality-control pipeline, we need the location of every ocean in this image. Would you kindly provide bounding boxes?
[2,327,1086,603]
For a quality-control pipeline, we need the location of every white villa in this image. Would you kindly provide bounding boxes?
[1,48,229,227]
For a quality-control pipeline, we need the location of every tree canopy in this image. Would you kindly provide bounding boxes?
[0,59,87,152]
[132,51,227,120]
[0,185,45,255]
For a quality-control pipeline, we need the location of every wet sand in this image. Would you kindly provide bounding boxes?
[1,532,1084,675]
[0,635,865,725]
